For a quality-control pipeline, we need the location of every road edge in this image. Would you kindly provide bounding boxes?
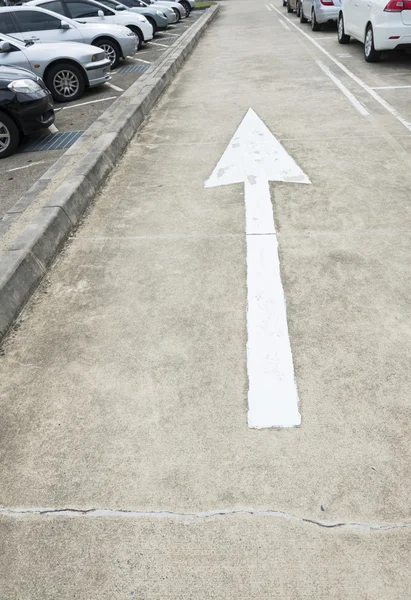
[0,3,219,343]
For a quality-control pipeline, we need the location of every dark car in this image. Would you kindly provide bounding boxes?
[0,63,54,158]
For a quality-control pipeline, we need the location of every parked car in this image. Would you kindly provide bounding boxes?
[96,0,170,33]
[146,0,192,18]
[0,32,110,101]
[337,0,411,61]
[135,0,179,23]
[27,0,153,47]
[143,0,186,19]
[0,63,54,158]
[0,6,138,68]
[299,0,341,29]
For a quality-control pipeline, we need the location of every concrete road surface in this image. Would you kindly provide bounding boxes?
[1,0,411,597]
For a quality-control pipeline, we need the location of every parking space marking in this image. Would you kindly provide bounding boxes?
[60,96,117,110]
[271,5,411,134]
[278,18,290,30]
[7,161,46,173]
[130,57,151,63]
[372,85,411,90]
[316,60,369,116]
[160,33,179,36]
[106,82,124,92]
[265,4,272,10]
[48,124,59,133]
[149,41,170,48]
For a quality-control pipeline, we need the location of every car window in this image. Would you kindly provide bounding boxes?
[0,12,18,34]
[13,9,62,31]
[98,0,117,8]
[41,0,65,15]
[66,1,113,17]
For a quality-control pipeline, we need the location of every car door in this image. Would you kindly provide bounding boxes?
[302,0,312,19]
[64,0,116,24]
[0,36,32,72]
[355,0,373,40]
[11,8,80,44]
[0,11,23,41]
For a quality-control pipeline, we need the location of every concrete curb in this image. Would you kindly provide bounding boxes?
[0,4,219,342]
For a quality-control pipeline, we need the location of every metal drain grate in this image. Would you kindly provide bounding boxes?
[116,65,150,74]
[21,130,84,153]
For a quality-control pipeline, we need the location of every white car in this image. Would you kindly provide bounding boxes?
[0,31,110,101]
[28,0,153,47]
[338,0,411,61]
[146,0,192,18]
[0,6,138,68]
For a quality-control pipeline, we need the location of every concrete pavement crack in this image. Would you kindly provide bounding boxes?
[0,507,411,531]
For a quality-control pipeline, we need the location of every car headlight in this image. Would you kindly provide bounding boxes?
[92,52,106,62]
[8,79,42,93]
[126,29,136,36]
[156,9,163,15]
[138,15,147,21]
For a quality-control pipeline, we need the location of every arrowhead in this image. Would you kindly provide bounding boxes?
[205,108,311,188]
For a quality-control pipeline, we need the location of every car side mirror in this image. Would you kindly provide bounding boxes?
[0,41,11,52]
[60,20,70,29]
[98,9,104,16]
[115,4,126,9]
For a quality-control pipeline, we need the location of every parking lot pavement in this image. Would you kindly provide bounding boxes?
[0,14,201,224]
[3,0,411,597]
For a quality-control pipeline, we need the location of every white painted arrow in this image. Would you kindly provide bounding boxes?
[205,108,310,428]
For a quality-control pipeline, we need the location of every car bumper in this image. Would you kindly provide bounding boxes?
[373,21,411,50]
[85,58,111,87]
[167,11,178,23]
[11,89,55,134]
[315,3,340,22]
[156,23,169,30]
[120,35,139,57]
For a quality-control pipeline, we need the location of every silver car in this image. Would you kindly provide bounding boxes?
[145,0,187,19]
[96,0,170,33]
[0,6,138,68]
[0,32,110,101]
[299,0,341,29]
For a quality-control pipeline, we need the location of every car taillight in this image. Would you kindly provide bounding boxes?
[320,0,334,4]
[384,0,411,10]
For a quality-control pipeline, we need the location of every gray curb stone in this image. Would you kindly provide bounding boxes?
[0,4,220,342]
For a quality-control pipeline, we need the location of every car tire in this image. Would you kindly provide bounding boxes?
[338,13,350,44]
[179,0,191,17]
[364,24,381,62]
[172,7,181,21]
[296,1,301,17]
[283,0,287,6]
[127,25,144,49]
[300,3,308,22]
[287,0,293,13]
[45,62,85,103]
[146,16,158,34]
[311,8,321,30]
[0,110,19,159]
[93,37,121,69]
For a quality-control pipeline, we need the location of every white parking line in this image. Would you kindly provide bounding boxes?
[316,60,369,116]
[130,57,151,64]
[61,96,117,110]
[161,32,179,36]
[7,161,45,173]
[149,41,170,47]
[278,18,290,30]
[372,85,411,90]
[265,4,272,10]
[271,5,411,133]
[106,82,124,92]
[48,124,59,133]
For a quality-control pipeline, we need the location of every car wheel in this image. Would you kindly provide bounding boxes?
[287,0,293,13]
[300,3,307,22]
[364,24,381,62]
[172,6,181,21]
[0,111,19,159]
[45,62,85,103]
[296,1,301,17]
[93,37,121,68]
[338,13,350,44]
[146,16,158,34]
[127,25,144,49]
[311,7,321,30]
[179,0,191,17]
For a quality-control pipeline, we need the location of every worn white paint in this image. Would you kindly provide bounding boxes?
[149,41,169,48]
[265,4,272,10]
[130,57,151,63]
[316,60,369,116]
[106,82,124,92]
[7,161,45,173]
[206,108,310,428]
[271,5,411,133]
[372,85,411,90]
[278,18,290,31]
[61,96,117,110]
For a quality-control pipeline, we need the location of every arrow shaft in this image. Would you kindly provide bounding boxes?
[245,178,301,428]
